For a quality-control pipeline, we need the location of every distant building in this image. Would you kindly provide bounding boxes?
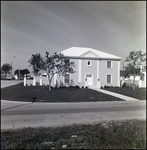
[120,67,146,88]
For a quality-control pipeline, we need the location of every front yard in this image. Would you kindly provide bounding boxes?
[1,84,124,102]
[103,87,146,100]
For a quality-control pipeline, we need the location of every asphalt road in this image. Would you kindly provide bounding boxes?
[1,100,146,130]
[1,80,146,130]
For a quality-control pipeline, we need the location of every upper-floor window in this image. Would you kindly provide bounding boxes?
[107,60,112,68]
[87,60,92,67]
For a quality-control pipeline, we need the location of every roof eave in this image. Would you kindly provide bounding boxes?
[64,56,121,61]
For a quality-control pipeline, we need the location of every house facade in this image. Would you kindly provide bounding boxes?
[52,47,121,88]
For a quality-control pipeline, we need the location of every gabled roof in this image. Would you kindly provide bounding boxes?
[60,47,121,60]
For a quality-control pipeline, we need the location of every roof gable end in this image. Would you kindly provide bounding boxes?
[80,50,101,58]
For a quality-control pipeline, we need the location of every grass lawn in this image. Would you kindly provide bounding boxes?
[103,87,146,100]
[1,84,125,102]
[1,119,146,149]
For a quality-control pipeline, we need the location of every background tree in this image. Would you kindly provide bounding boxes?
[14,69,30,79]
[125,50,146,90]
[28,53,42,76]
[41,52,75,91]
[14,69,22,79]
[22,69,30,78]
[1,63,12,76]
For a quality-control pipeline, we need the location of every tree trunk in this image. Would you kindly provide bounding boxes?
[48,75,51,91]
[49,81,51,91]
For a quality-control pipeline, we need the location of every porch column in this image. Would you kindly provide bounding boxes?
[97,60,100,88]
[118,61,120,87]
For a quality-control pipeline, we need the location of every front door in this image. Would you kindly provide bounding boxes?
[86,74,93,86]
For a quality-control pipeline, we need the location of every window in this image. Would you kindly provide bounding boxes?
[86,74,92,78]
[65,74,69,83]
[107,61,111,68]
[87,60,92,67]
[107,75,111,83]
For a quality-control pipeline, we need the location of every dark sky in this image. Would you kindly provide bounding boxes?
[1,1,146,74]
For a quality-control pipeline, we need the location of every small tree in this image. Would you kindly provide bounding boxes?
[41,52,75,91]
[1,63,12,76]
[28,53,42,76]
[125,50,146,90]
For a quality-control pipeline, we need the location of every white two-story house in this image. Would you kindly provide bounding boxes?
[52,47,121,88]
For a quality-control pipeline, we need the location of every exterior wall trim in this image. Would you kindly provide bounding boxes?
[79,59,81,82]
[118,61,120,86]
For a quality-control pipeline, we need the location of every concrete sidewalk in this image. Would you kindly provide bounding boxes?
[90,87,140,101]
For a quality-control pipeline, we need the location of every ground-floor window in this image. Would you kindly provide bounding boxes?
[107,74,111,83]
[65,74,69,83]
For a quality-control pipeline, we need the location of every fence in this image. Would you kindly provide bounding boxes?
[120,79,146,88]
[24,76,51,86]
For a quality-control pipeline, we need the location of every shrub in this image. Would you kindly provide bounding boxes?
[75,85,79,89]
[59,86,66,89]
[114,86,119,88]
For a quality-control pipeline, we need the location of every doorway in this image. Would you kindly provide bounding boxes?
[85,74,93,86]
